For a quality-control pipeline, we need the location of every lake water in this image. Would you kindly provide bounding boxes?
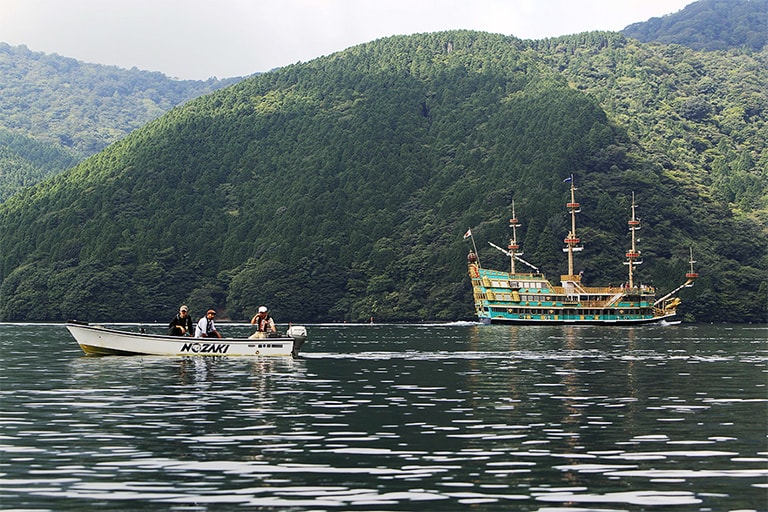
[0,322,766,511]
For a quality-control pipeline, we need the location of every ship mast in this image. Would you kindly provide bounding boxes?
[508,201,522,274]
[563,175,583,277]
[624,192,642,288]
[685,247,699,285]
[653,247,698,307]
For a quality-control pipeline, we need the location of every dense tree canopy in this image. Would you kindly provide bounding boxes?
[0,43,242,200]
[622,0,767,51]
[527,32,767,223]
[0,128,80,201]
[0,29,765,324]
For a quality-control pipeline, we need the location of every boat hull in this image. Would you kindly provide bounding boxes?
[480,312,677,325]
[66,322,307,357]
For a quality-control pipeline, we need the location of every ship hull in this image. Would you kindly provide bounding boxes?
[480,312,677,325]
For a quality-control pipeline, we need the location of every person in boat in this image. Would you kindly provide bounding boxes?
[194,309,222,338]
[249,305,276,338]
[168,305,194,336]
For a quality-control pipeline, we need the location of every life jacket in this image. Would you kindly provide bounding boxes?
[256,314,272,332]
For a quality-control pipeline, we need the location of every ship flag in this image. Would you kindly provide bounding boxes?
[463,228,472,240]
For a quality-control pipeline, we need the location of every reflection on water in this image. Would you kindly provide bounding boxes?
[0,323,766,510]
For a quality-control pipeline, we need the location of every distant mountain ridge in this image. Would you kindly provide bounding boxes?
[0,43,243,201]
[2,0,765,203]
[622,0,767,51]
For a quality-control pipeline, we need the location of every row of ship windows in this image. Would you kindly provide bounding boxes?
[489,293,556,302]
[478,293,650,306]
[490,307,652,315]
[489,281,545,289]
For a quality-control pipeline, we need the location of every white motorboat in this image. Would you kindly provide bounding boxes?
[66,321,308,357]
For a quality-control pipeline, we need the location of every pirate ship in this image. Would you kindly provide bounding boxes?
[466,176,697,324]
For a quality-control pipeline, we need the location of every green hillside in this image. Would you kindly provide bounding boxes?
[529,32,767,223]
[0,31,765,323]
[622,0,767,51]
[0,43,242,201]
[0,128,80,202]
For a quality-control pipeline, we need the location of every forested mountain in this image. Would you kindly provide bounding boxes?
[1,30,765,323]
[6,0,764,205]
[0,129,79,198]
[528,33,767,223]
[622,0,767,51]
[0,43,242,201]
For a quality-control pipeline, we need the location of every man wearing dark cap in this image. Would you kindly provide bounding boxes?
[168,305,194,336]
[195,308,222,338]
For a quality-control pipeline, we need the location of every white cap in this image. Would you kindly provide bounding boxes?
[258,306,268,313]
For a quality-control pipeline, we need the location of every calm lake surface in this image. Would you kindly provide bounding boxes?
[0,322,766,511]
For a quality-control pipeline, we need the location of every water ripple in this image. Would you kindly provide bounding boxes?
[1,323,766,510]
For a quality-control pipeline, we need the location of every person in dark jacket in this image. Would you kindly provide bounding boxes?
[168,305,194,336]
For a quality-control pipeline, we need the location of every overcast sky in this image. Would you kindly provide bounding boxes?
[1,0,693,80]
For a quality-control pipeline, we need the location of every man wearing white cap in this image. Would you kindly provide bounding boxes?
[250,305,276,335]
